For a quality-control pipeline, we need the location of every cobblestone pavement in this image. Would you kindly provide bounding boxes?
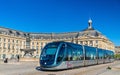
[0,60,120,75]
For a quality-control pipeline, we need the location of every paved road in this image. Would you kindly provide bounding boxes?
[0,61,38,75]
[0,60,120,75]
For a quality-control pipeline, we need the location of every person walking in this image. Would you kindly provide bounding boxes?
[17,55,20,62]
[4,58,8,63]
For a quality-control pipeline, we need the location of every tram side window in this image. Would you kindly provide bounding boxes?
[57,44,65,63]
[72,49,78,61]
[79,49,84,60]
[66,46,73,61]
[90,48,96,60]
[66,45,84,61]
[110,52,114,59]
[108,51,114,59]
[104,50,109,59]
[85,49,90,60]
[98,49,104,59]
[72,48,84,61]
[85,46,96,60]
[106,51,113,59]
[104,53,107,59]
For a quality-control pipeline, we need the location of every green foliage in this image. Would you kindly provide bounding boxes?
[114,54,120,59]
[107,66,111,70]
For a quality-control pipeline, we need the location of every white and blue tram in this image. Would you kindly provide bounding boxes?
[40,41,114,70]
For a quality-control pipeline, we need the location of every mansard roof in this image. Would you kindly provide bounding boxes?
[0,26,27,37]
[29,27,107,39]
[79,27,105,37]
[29,32,79,39]
[0,25,107,40]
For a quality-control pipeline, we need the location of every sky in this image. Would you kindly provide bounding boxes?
[0,0,120,46]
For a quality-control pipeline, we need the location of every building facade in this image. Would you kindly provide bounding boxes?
[115,46,120,54]
[0,20,115,59]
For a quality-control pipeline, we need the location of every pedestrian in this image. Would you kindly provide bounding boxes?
[17,55,20,62]
[4,58,8,63]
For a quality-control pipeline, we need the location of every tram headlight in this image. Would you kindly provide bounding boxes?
[44,62,47,65]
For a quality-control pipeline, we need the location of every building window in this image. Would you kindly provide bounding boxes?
[40,46,43,50]
[0,43,1,48]
[12,45,14,50]
[3,43,6,49]
[8,43,10,49]
[32,42,34,45]
[76,40,78,44]
[0,38,1,41]
[96,40,98,43]
[4,38,6,42]
[16,40,18,43]
[24,41,26,45]
[36,46,39,50]
[37,42,39,45]
[90,41,93,46]
[8,39,10,42]
[85,41,88,45]
[80,41,83,45]
[96,40,98,47]
[26,41,30,48]
[36,46,39,53]
[32,46,34,49]
[13,40,14,43]
[41,42,43,46]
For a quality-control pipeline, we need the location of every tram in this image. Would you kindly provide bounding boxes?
[40,41,114,70]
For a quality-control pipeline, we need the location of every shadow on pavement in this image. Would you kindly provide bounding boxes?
[36,66,41,71]
[35,66,65,72]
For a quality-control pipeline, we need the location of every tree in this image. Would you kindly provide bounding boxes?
[114,54,120,60]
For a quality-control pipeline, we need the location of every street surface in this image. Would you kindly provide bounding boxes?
[0,60,120,75]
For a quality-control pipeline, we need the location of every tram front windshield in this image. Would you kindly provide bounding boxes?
[40,42,59,65]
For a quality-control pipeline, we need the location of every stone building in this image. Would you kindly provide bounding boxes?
[115,46,120,54]
[0,19,115,59]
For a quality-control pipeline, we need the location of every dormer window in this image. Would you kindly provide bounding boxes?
[9,30,13,34]
[16,32,20,35]
[24,34,26,37]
